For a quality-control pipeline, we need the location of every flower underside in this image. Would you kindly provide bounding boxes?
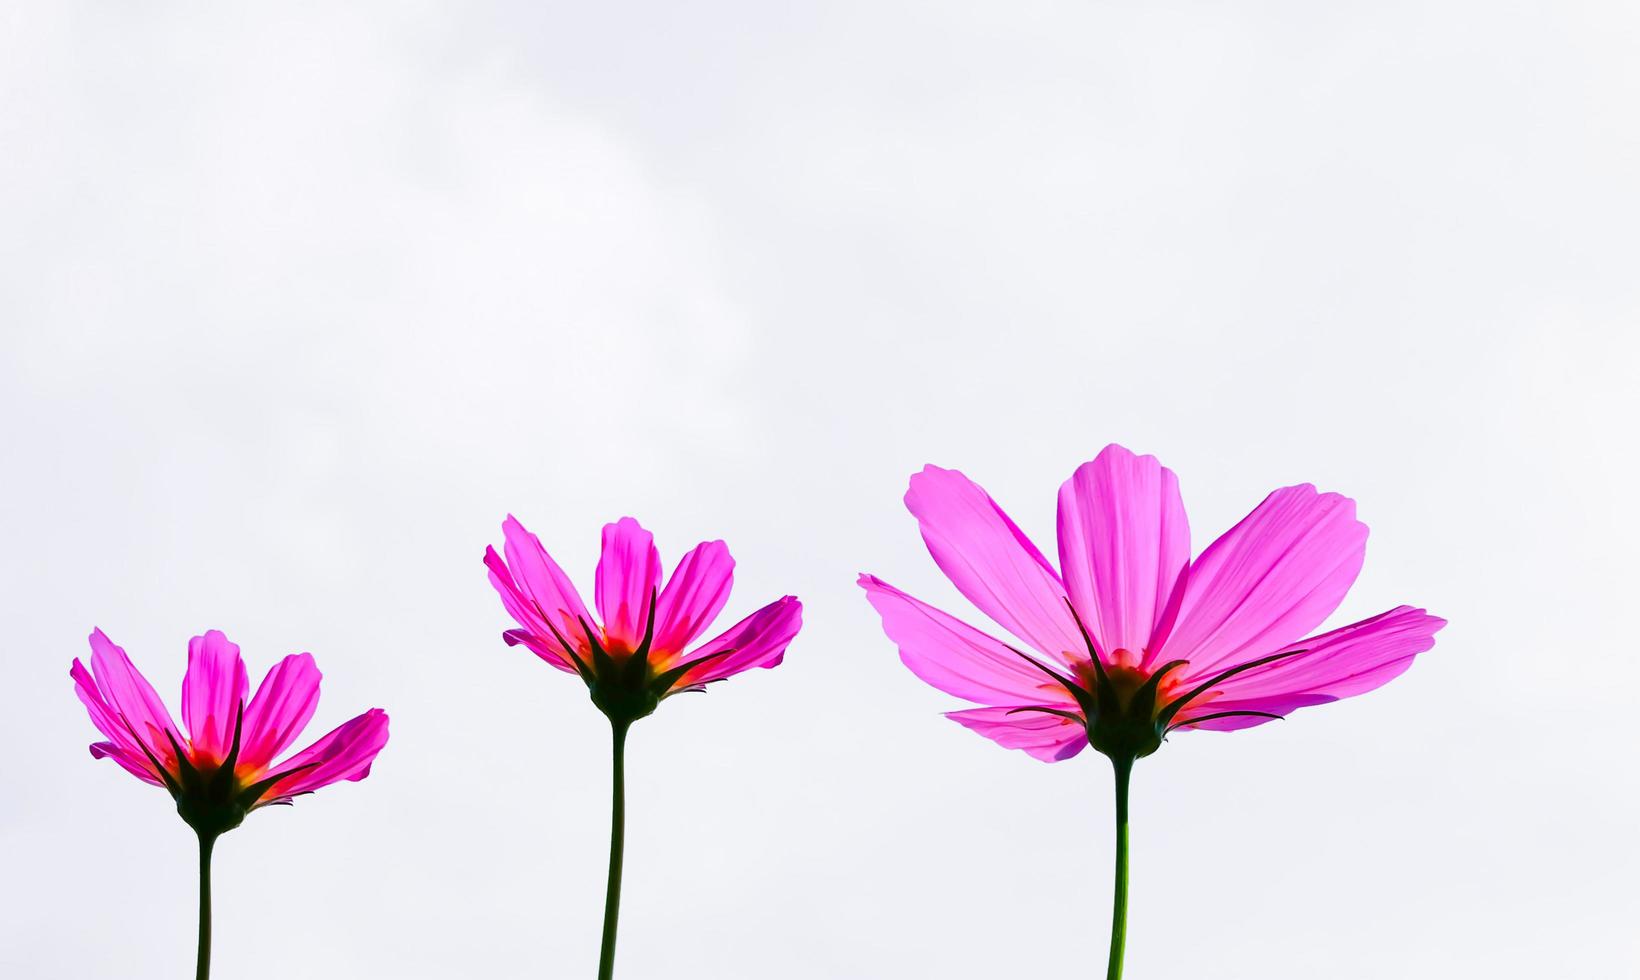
[537,590,738,725]
[1007,599,1302,761]
[122,704,318,837]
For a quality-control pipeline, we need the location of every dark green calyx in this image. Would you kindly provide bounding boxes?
[122,704,314,838]
[542,590,736,727]
[586,645,663,726]
[167,709,252,837]
[1005,599,1307,763]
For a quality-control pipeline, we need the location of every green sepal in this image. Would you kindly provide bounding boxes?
[583,590,669,725]
[1002,641,1098,719]
[996,597,1317,765]
[1064,599,1111,685]
[162,727,199,784]
[1155,648,1306,729]
[238,761,322,806]
[651,648,734,696]
[1167,709,1285,732]
[1129,659,1189,714]
[630,593,658,661]
[1005,705,1085,725]
[537,611,595,682]
[169,708,250,837]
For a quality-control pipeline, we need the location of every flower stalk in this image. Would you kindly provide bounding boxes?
[196,831,215,980]
[598,719,629,980]
[1105,756,1131,980]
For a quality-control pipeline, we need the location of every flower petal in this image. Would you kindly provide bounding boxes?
[652,540,734,657]
[1056,445,1190,664]
[1190,606,1445,705]
[905,466,1081,662]
[259,708,389,801]
[859,574,1068,707]
[72,657,169,784]
[181,630,248,765]
[485,546,581,673]
[946,706,1089,762]
[670,596,802,688]
[596,517,662,652]
[1170,692,1339,731]
[90,740,168,786]
[72,659,129,745]
[240,653,322,772]
[499,515,596,654]
[1161,485,1368,673]
[87,629,182,767]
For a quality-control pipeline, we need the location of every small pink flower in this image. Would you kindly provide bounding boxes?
[71,628,389,980]
[861,445,1444,978]
[71,629,389,829]
[485,515,802,721]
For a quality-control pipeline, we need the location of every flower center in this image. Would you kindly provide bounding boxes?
[1068,655,1185,716]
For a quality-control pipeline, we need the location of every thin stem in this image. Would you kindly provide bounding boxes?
[1105,756,1132,980]
[598,720,630,980]
[196,831,216,980]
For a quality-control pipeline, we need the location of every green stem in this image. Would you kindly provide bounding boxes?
[598,720,629,980]
[196,831,216,980]
[1105,756,1132,980]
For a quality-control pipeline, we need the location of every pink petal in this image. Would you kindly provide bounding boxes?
[859,574,1068,707]
[240,653,322,771]
[501,626,581,674]
[905,466,1081,662]
[259,708,389,801]
[499,515,595,653]
[90,740,167,786]
[1285,607,1445,699]
[595,517,661,653]
[485,546,581,673]
[652,540,734,657]
[72,658,168,784]
[1169,606,1445,731]
[1171,692,1339,731]
[1161,485,1368,674]
[181,630,248,765]
[670,595,802,687]
[1198,606,1446,704]
[72,659,131,746]
[1056,445,1190,664]
[946,706,1088,762]
[87,629,182,767]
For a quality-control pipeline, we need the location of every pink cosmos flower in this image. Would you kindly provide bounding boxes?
[485,515,802,721]
[71,628,389,980]
[72,629,389,821]
[485,515,802,980]
[860,444,1443,979]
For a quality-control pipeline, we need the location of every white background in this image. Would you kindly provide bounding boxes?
[3,2,1637,978]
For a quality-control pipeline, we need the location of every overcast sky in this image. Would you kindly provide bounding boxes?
[3,2,1637,978]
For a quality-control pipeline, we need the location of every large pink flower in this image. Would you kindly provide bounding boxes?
[862,445,1444,978]
[485,515,802,720]
[861,444,1445,763]
[71,628,390,830]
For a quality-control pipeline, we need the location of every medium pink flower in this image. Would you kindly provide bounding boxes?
[861,444,1444,978]
[485,515,802,720]
[485,514,802,980]
[71,628,389,980]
